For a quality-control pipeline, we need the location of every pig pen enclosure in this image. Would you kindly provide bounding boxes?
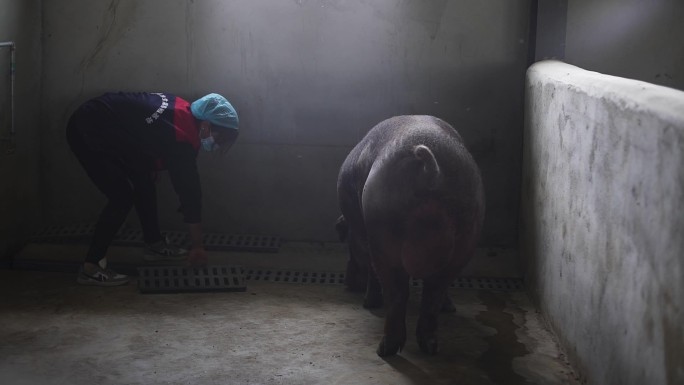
[2,1,683,385]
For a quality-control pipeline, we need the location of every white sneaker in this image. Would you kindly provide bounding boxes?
[144,237,188,262]
[77,265,130,286]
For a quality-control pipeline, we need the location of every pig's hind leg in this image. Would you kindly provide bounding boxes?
[416,276,453,355]
[344,228,368,293]
[347,227,383,308]
[374,264,410,357]
[363,266,383,309]
[337,216,365,293]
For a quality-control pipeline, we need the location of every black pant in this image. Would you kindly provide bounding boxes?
[66,102,163,264]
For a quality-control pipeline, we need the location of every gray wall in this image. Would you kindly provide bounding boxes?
[0,0,42,260]
[40,0,531,245]
[564,0,683,91]
[522,61,684,385]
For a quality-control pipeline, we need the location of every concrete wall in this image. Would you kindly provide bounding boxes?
[0,0,42,261]
[565,0,684,91]
[40,0,531,245]
[521,60,684,385]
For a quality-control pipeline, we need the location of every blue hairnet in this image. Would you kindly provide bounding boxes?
[190,93,239,130]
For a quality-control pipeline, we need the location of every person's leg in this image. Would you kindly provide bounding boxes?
[128,170,188,261]
[67,110,131,285]
[86,176,133,264]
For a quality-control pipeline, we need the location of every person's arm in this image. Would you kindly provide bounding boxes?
[166,144,207,265]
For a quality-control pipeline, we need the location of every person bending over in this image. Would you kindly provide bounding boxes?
[66,92,239,286]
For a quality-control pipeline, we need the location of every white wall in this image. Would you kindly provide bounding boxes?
[40,0,531,246]
[521,60,684,385]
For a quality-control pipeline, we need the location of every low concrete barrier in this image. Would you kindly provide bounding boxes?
[521,60,684,385]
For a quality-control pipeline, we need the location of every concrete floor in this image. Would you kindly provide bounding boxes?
[0,243,580,384]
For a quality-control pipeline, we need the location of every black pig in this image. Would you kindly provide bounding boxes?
[337,115,485,357]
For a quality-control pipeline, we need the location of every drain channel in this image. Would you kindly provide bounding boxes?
[136,267,523,292]
[445,277,524,292]
[30,224,280,253]
[27,224,523,292]
[243,269,346,285]
[138,265,246,293]
[29,223,123,243]
[244,269,524,292]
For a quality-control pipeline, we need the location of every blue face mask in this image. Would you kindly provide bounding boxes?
[200,135,218,152]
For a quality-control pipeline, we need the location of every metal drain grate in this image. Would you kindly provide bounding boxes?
[410,276,524,292]
[29,224,280,252]
[116,228,144,246]
[461,277,524,291]
[163,231,281,252]
[243,269,347,285]
[137,265,246,293]
[30,223,122,243]
[243,269,523,292]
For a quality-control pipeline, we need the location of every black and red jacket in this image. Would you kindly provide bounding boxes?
[83,92,203,223]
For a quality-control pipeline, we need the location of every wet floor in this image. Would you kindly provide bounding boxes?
[0,268,580,385]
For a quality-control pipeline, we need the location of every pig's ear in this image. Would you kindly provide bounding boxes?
[335,215,348,241]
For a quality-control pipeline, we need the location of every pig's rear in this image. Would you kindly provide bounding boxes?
[361,117,484,279]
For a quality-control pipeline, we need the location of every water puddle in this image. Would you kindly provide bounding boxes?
[476,291,531,385]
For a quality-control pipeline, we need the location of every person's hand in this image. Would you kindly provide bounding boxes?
[187,245,208,266]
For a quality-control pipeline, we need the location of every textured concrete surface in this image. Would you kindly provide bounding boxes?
[0,269,579,385]
[521,60,684,385]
